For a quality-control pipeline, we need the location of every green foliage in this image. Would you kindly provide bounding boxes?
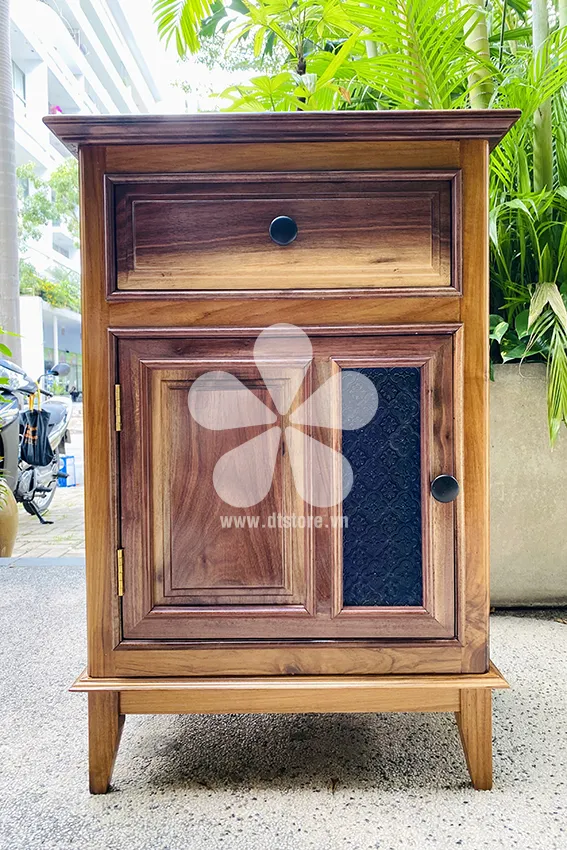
[153,0,214,54]
[19,260,81,313]
[490,191,567,440]
[153,0,567,441]
[17,160,80,314]
[17,159,79,249]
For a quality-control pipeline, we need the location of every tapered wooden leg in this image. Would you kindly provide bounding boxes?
[455,689,493,790]
[88,691,124,794]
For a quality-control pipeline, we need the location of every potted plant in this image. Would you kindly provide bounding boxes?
[151,0,567,603]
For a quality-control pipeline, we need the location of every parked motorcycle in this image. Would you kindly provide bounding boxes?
[0,359,73,523]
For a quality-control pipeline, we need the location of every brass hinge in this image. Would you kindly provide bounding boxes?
[114,384,122,432]
[117,548,124,597]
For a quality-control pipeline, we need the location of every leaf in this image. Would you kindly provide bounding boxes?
[153,0,213,56]
[315,31,361,89]
[253,25,265,57]
[501,339,543,362]
[0,343,12,356]
[529,283,567,334]
[230,0,250,13]
[515,310,530,339]
[489,315,509,342]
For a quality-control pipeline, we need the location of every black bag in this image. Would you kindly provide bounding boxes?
[20,407,54,466]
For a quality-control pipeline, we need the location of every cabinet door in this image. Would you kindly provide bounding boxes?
[118,335,315,640]
[309,332,457,640]
[117,329,458,642]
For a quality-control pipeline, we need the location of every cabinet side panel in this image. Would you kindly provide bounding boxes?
[80,145,118,676]
[459,140,490,672]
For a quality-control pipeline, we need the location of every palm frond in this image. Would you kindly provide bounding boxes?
[153,0,213,55]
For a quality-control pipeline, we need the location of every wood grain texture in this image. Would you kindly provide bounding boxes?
[109,641,465,676]
[116,328,458,644]
[456,688,493,790]
[109,171,456,293]
[458,140,491,673]
[75,123,501,683]
[72,661,509,691]
[88,691,124,794]
[119,687,460,714]
[44,110,520,155]
[105,141,462,176]
[119,336,314,640]
[79,147,119,677]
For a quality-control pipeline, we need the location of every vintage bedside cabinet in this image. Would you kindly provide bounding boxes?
[45,110,519,792]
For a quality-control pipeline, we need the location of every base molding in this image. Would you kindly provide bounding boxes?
[75,662,507,793]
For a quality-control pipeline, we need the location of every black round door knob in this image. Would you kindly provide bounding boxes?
[269,216,298,245]
[431,474,460,503]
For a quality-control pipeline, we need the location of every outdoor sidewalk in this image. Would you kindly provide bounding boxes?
[3,402,86,567]
[7,486,85,563]
[0,558,566,850]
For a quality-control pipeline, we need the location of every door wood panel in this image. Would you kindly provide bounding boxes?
[119,337,314,640]
[117,327,459,643]
[109,171,460,293]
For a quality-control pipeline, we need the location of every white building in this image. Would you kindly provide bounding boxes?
[11,0,164,384]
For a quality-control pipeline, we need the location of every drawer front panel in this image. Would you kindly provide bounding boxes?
[109,171,460,294]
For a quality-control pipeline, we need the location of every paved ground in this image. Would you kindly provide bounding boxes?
[0,561,566,850]
[7,403,85,563]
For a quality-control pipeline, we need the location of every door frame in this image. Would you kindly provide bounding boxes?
[112,324,462,645]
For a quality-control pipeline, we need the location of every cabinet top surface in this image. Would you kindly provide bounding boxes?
[44,109,520,157]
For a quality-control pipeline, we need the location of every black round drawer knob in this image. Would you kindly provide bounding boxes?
[431,474,460,503]
[269,216,298,245]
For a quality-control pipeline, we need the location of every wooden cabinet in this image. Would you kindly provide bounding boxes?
[118,330,456,644]
[45,110,518,793]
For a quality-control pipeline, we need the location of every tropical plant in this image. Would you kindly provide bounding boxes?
[153,0,567,441]
[491,191,567,440]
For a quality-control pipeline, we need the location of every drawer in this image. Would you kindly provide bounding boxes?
[107,170,461,295]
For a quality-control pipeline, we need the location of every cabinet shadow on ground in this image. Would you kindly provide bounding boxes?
[111,709,480,792]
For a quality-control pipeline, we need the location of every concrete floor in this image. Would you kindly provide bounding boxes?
[0,562,566,850]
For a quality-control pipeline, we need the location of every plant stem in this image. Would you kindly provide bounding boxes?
[362,3,378,58]
[464,0,494,109]
[532,0,553,191]
[498,0,508,68]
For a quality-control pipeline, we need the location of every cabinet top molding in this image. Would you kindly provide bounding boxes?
[44,109,520,157]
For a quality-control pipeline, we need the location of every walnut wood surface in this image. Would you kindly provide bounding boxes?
[456,688,493,790]
[110,171,456,293]
[117,329,457,642]
[88,691,124,794]
[44,110,520,156]
[71,117,513,792]
[458,141,491,673]
[79,665,506,791]
[105,141,462,175]
[76,128,501,678]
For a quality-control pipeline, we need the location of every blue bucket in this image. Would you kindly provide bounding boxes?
[58,454,76,487]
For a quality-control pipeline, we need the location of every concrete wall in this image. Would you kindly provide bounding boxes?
[19,295,44,380]
[490,363,567,605]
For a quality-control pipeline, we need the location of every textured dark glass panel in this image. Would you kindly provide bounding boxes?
[341,367,423,607]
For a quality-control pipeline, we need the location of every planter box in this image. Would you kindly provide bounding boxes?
[490,363,567,605]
